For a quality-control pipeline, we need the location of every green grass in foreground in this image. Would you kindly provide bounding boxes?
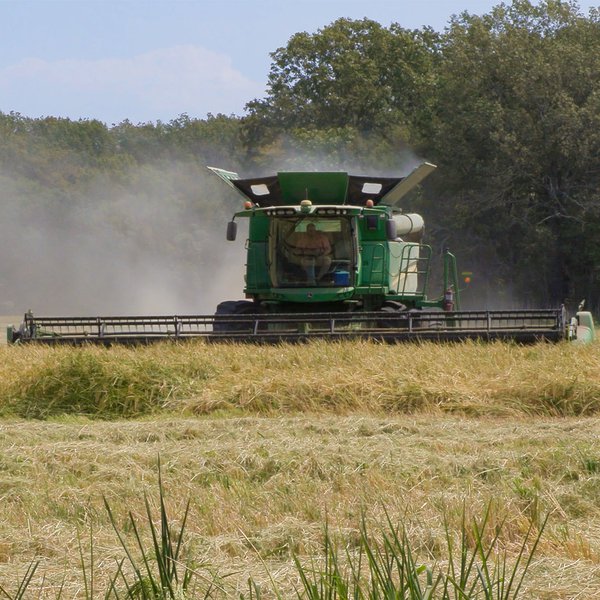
[1,340,600,418]
[1,461,545,599]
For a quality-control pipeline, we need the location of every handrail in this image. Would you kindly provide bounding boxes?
[395,244,431,296]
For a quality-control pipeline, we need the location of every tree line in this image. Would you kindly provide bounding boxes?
[1,0,598,312]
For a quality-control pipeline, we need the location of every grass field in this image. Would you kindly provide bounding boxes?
[1,339,600,597]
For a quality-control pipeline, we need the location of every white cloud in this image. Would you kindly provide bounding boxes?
[0,45,266,123]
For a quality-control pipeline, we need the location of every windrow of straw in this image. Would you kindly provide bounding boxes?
[0,339,599,419]
[0,466,551,599]
[2,416,600,597]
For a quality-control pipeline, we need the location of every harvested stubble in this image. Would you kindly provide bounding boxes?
[1,339,600,418]
[1,416,600,597]
[2,340,600,597]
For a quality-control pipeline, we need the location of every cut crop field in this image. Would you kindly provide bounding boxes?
[1,340,600,598]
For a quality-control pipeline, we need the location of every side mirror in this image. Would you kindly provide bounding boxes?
[226,221,237,241]
[386,219,397,241]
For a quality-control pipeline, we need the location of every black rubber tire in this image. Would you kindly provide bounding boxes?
[213,301,264,333]
[376,303,414,329]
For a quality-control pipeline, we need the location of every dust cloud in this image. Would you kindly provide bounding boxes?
[0,164,247,316]
[249,139,424,179]
[0,147,437,318]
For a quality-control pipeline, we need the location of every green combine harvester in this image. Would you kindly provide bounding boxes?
[7,163,595,344]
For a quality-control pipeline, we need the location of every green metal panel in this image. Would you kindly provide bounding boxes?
[356,212,387,289]
[359,243,387,287]
[246,214,271,291]
[266,288,355,303]
[357,213,387,241]
[278,172,349,205]
[245,242,270,290]
[248,214,270,241]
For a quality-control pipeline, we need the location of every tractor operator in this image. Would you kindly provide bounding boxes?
[287,223,332,284]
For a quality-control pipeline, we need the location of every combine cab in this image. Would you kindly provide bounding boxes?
[7,163,595,344]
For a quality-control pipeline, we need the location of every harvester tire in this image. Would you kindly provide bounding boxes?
[377,303,409,329]
[213,301,265,333]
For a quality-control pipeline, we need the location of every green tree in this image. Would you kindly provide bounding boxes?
[242,18,438,161]
[421,0,600,307]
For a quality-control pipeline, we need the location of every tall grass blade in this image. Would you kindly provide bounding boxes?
[243,577,263,600]
[78,525,95,600]
[0,561,39,600]
[106,558,127,599]
[127,511,162,597]
[103,457,197,599]
[504,512,548,599]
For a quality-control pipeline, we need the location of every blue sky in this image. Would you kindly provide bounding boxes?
[1,0,597,124]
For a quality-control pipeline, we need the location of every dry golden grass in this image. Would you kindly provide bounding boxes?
[0,416,600,597]
[1,340,600,596]
[1,339,600,418]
